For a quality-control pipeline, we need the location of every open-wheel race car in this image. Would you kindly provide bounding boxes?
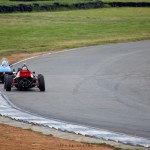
[0,58,13,83]
[4,64,45,92]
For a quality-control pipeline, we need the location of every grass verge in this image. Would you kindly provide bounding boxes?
[0,0,97,5]
[0,7,150,57]
[0,0,150,5]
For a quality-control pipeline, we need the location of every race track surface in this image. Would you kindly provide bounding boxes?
[1,41,150,138]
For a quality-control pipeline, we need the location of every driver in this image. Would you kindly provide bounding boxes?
[1,58,9,67]
[22,64,28,70]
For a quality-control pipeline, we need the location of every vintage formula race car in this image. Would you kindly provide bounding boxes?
[0,58,13,83]
[4,64,45,92]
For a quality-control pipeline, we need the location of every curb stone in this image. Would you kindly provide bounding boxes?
[0,115,148,150]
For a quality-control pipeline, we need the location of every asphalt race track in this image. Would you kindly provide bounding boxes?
[1,41,150,138]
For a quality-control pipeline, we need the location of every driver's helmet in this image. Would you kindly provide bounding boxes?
[22,66,27,70]
[1,58,9,67]
[22,63,28,70]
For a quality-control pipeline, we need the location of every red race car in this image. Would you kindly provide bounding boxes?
[4,64,45,92]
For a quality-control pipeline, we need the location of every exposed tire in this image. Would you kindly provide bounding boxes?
[5,75,12,91]
[1,77,4,83]
[17,68,22,72]
[4,74,8,89]
[38,74,45,92]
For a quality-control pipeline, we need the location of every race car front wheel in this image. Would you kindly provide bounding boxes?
[38,74,45,92]
[5,75,12,91]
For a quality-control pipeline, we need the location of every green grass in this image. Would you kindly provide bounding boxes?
[0,0,150,5]
[0,0,96,6]
[103,0,150,2]
[0,7,150,56]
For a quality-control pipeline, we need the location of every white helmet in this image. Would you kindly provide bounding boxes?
[1,58,8,67]
[22,66,27,70]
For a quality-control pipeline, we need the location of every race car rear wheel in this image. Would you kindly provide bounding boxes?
[4,74,8,89]
[17,68,22,72]
[5,75,12,91]
[1,77,4,83]
[38,74,45,92]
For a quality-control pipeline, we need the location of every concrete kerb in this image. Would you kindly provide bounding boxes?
[1,115,149,150]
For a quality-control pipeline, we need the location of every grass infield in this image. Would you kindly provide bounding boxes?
[0,7,150,56]
[0,0,150,5]
[0,0,97,5]
[103,0,150,2]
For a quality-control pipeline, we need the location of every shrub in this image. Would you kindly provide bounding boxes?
[105,2,150,7]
